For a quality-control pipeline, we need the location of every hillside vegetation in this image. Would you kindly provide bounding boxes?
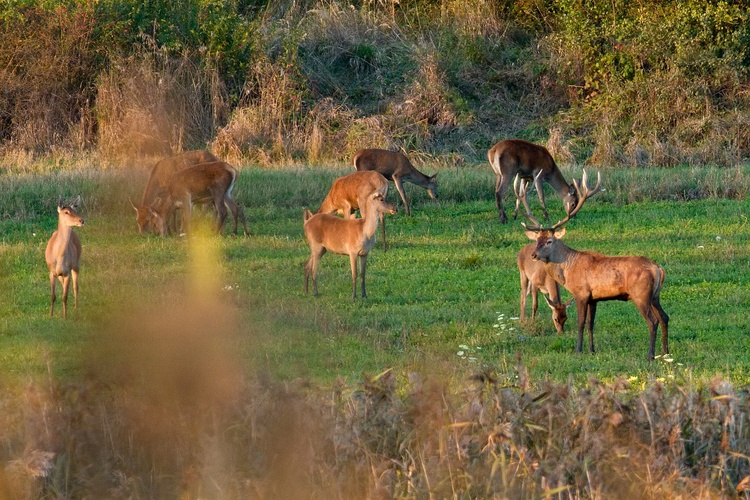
[1,0,748,167]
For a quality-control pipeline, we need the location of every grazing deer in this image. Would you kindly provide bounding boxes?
[517,243,572,333]
[488,139,577,224]
[131,150,220,235]
[304,190,397,300]
[317,171,391,250]
[45,196,84,319]
[152,161,250,236]
[352,148,437,216]
[516,171,669,360]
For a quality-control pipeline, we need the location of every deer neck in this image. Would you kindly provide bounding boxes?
[542,243,579,286]
[404,168,430,186]
[360,206,381,241]
[544,169,571,198]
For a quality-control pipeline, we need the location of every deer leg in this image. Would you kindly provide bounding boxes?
[531,285,539,320]
[635,299,659,360]
[306,247,324,296]
[519,275,528,321]
[587,301,597,353]
[393,176,410,216]
[360,254,368,298]
[533,173,549,220]
[349,253,358,300]
[495,174,512,224]
[224,197,247,235]
[71,269,79,310]
[575,299,588,353]
[60,275,70,320]
[215,196,228,234]
[49,273,57,317]
[652,299,670,355]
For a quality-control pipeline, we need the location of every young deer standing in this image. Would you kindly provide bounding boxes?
[352,148,437,216]
[517,243,572,333]
[317,170,390,250]
[304,190,397,300]
[152,161,250,236]
[45,196,84,319]
[488,139,577,224]
[516,171,669,360]
[131,150,220,235]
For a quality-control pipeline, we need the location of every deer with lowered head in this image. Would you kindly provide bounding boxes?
[515,171,669,360]
[131,150,220,235]
[151,161,250,236]
[316,170,390,250]
[517,242,573,333]
[304,189,397,300]
[352,148,437,216]
[45,196,84,319]
[488,139,577,224]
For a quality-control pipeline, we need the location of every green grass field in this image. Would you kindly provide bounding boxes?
[2,163,748,387]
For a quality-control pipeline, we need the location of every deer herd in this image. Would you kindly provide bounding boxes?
[46,141,669,360]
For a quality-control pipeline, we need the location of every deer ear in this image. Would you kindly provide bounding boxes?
[555,227,566,238]
[564,298,574,308]
[69,195,81,209]
[524,230,538,241]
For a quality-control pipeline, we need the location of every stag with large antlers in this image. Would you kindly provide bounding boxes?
[488,139,578,224]
[516,172,669,360]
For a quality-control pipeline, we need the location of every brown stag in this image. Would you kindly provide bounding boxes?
[131,150,220,235]
[516,171,669,360]
[517,243,572,333]
[488,139,577,224]
[352,148,437,216]
[152,161,250,236]
[304,190,397,300]
[317,170,390,250]
[45,196,84,319]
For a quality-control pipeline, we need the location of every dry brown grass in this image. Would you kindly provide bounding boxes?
[96,40,226,161]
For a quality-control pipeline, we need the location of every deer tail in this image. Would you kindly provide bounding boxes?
[652,264,666,301]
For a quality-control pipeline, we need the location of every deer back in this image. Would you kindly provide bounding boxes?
[318,171,388,215]
[353,149,416,180]
[167,161,235,199]
[540,238,663,302]
[142,150,220,205]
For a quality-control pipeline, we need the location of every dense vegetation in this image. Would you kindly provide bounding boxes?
[1,0,748,166]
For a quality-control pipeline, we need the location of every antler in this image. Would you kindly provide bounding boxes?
[514,169,603,232]
[548,169,602,231]
[513,172,543,231]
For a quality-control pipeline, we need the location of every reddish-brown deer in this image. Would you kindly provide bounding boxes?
[516,171,669,360]
[45,196,84,319]
[352,148,437,216]
[152,161,250,236]
[488,139,577,224]
[304,190,397,300]
[131,150,220,235]
[317,170,390,250]
[517,243,572,333]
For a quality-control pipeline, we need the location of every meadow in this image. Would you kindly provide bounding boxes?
[1,160,749,497]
